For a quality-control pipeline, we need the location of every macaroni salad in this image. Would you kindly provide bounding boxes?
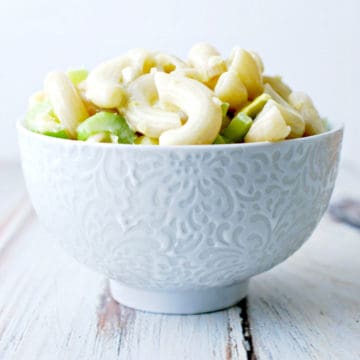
[25,43,327,145]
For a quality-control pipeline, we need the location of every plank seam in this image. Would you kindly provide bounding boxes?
[239,298,257,360]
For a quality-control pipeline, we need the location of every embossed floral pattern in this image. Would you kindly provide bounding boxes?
[19,127,343,290]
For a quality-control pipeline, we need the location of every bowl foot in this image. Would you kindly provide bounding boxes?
[109,280,249,314]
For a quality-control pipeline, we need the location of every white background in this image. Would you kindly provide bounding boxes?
[0,0,359,163]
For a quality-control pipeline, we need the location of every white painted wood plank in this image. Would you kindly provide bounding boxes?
[0,200,33,253]
[116,304,246,360]
[0,216,127,360]
[248,214,360,360]
[0,162,29,252]
[248,162,360,359]
[0,214,248,360]
[0,162,26,220]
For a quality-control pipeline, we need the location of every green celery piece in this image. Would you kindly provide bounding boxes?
[213,134,232,144]
[25,101,69,139]
[221,102,230,117]
[322,117,330,131]
[239,93,271,118]
[77,111,136,144]
[67,69,89,86]
[221,113,252,142]
[42,128,69,139]
[25,101,52,124]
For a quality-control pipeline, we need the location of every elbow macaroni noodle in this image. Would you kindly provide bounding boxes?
[245,101,291,142]
[85,56,130,108]
[122,73,182,138]
[288,92,327,136]
[214,71,248,110]
[188,43,227,82]
[153,53,187,72]
[27,43,327,145]
[44,71,89,139]
[155,72,222,145]
[228,47,263,99]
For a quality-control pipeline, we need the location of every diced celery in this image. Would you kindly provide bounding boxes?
[239,93,271,118]
[221,115,231,130]
[220,102,231,130]
[67,69,89,86]
[26,101,49,121]
[135,136,159,145]
[221,102,230,117]
[221,113,252,142]
[25,101,69,139]
[42,128,69,139]
[213,134,232,144]
[77,111,136,144]
[322,117,329,131]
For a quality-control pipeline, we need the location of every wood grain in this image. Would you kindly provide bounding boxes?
[0,211,248,360]
[0,162,32,253]
[248,214,360,360]
[0,162,26,220]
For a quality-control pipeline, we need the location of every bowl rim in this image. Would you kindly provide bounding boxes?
[17,118,344,151]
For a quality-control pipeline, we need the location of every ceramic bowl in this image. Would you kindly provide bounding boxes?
[17,121,343,314]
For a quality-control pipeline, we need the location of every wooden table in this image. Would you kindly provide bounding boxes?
[0,161,359,360]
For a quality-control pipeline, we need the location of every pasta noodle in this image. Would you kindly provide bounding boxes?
[214,71,248,110]
[155,73,222,145]
[122,74,182,137]
[44,71,89,139]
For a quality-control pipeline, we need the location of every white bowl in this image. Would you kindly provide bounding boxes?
[17,122,343,314]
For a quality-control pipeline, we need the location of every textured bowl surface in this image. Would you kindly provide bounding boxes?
[17,122,343,313]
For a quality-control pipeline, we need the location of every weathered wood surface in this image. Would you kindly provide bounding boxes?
[249,214,360,359]
[0,161,359,360]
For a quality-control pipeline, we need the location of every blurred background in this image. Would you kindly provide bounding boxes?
[0,0,359,164]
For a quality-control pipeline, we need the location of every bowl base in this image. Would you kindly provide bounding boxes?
[109,280,249,314]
